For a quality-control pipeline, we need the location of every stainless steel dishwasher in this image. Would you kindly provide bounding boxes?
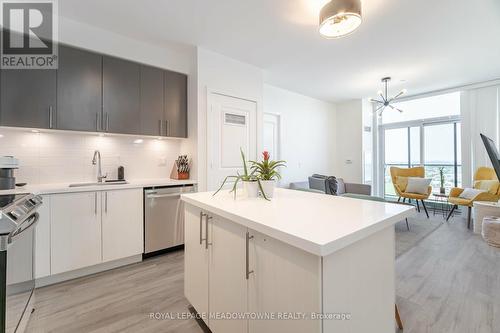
[144,185,195,256]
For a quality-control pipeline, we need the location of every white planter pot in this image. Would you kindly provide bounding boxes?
[259,180,276,198]
[243,181,259,198]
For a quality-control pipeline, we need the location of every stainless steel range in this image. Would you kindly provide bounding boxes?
[0,194,42,333]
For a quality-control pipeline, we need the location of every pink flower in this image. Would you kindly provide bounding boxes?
[262,151,270,161]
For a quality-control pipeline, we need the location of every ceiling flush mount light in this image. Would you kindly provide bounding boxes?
[319,0,362,38]
[371,77,407,116]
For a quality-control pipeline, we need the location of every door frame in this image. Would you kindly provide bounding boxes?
[206,89,259,191]
[377,115,461,197]
[263,112,283,161]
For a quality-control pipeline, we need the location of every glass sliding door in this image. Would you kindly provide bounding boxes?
[381,120,461,198]
[384,128,408,196]
[383,126,420,197]
[423,122,461,190]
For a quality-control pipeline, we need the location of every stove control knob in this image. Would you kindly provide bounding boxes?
[9,209,21,220]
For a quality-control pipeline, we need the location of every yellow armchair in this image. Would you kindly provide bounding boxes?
[390,166,432,218]
[447,167,500,228]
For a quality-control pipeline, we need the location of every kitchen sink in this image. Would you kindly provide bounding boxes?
[69,180,129,187]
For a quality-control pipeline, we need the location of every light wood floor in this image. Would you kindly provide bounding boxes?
[396,214,500,332]
[26,213,500,333]
[27,251,203,333]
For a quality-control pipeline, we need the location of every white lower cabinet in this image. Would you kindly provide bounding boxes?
[248,230,321,333]
[102,189,143,262]
[184,205,209,320]
[184,203,320,333]
[35,195,51,278]
[51,192,102,275]
[42,189,143,277]
[208,214,248,333]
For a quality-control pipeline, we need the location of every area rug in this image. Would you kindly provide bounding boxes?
[395,212,444,257]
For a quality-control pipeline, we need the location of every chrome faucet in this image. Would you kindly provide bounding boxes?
[92,150,107,183]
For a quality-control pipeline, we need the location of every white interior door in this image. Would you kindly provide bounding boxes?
[263,113,281,161]
[208,93,257,191]
[263,113,282,184]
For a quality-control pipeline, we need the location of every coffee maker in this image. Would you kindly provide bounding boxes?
[0,156,19,190]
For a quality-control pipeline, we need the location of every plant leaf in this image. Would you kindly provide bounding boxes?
[257,179,270,201]
[213,175,239,196]
[240,148,249,177]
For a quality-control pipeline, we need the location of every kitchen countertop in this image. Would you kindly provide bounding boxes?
[181,188,415,256]
[0,178,197,196]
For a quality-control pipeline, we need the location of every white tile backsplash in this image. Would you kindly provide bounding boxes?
[0,128,188,185]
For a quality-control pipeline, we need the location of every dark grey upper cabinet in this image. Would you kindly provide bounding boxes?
[103,56,141,135]
[0,69,56,129]
[57,45,102,132]
[164,70,187,138]
[0,44,187,138]
[140,65,164,136]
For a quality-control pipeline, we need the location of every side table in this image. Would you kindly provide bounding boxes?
[432,193,451,219]
[473,201,500,234]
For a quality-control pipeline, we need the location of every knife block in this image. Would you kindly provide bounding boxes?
[170,163,189,180]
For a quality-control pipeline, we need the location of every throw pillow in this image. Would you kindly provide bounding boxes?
[336,178,346,195]
[395,176,408,192]
[459,188,486,200]
[474,180,500,194]
[405,177,431,195]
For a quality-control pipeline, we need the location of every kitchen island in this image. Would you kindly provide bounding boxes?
[181,188,415,333]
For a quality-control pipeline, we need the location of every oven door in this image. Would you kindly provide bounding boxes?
[2,212,38,333]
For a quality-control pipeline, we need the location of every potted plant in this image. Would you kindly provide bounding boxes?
[439,166,446,194]
[250,151,286,198]
[214,148,260,198]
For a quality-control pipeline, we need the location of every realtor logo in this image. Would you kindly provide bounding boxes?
[0,0,58,69]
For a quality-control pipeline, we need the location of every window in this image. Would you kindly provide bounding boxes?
[423,123,461,190]
[380,92,461,198]
[381,92,460,124]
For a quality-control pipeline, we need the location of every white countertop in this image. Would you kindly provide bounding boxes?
[0,178,197,195]
[181,188,415,256]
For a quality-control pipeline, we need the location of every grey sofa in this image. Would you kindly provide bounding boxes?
[289,174,371,196]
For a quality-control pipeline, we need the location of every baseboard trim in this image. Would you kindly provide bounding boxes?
[188,305,212,333]
[143,244,184,259]
[35,254,142,288]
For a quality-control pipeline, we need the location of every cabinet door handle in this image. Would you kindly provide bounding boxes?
[205,215,213,250]
[106,113,110,131]
[49,106,54,129]
[94,192,97,215]
[246,232,254,280]
[165,120,169,136]
[159,120,163,136]
[199,212,207,245]
[105,192,108,213]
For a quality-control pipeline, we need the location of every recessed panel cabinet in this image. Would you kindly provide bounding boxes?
[56,45,102,132]
[0,69,56,129]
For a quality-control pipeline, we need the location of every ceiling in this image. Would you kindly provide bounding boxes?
[59,0,500,102]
